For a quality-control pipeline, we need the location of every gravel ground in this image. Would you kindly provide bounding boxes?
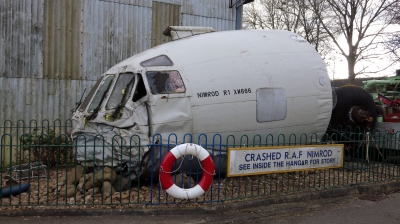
[1,162,399,210]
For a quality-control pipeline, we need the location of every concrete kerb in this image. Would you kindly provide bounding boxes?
[0,181,399,217]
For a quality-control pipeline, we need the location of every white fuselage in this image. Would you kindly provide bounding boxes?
[71,29,332,169]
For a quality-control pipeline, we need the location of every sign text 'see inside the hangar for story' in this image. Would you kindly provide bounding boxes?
[227,145,344,177]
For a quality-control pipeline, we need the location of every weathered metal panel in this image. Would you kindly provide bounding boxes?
[0,76,96,166]
[151,2,181,47]
[43,0,81,80]
[0,0,237,125]
[0,1,7,77]
[182,0,235,20]
[0,0,44,79]
[0,77,96,123]
[1,0,235,81]
[97,0,152,7]
[181,14,235,31]
[81,0,152,80]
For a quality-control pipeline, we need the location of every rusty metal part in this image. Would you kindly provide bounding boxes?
[349,106,373,124]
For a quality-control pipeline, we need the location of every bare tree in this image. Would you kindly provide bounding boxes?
[309,0,400,84]
[385,33,400,60]
[383,2,400,62]
[243,0,334,58]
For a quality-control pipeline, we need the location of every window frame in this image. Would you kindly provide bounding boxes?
[146,70,186,95]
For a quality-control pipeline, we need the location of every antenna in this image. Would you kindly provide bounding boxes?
[71,88,87,114]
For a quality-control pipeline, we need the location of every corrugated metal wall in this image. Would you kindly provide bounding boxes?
[43,0,82,80]
[0,0,236,124]
[151,2,181,47]
[0,0,44,79]
[81,0,153,78]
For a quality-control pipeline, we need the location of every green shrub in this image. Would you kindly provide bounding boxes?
[20,129,74,168]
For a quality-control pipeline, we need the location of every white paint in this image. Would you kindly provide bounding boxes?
[170,143,210,161]
[104,29,331,140]
[165,183,205,200]
[166,26,216,41]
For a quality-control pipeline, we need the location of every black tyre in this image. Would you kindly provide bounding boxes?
[329,85,377,133]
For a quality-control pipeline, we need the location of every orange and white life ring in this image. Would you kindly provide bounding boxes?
[159,143,215,199]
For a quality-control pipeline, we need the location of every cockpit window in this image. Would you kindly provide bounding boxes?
[132,75,147,102]
[106,73,135,110]
[146,71,185,94]
[88,75,115,113]
[78,78,102,112]
[140,55,173,67]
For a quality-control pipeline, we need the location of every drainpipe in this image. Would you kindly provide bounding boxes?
[230,0,254,30]
[236,5,243,30]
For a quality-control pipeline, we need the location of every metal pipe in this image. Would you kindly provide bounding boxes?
[363,80,400,90]
[236,5,243,30]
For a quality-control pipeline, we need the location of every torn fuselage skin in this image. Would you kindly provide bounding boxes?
[71,60,202,180]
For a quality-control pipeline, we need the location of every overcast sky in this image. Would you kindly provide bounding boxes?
[327,24,400,80]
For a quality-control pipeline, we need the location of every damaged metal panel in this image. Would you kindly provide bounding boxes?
[0,0,44,78]
[43,0,81,80]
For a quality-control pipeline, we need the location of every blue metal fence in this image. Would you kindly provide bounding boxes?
[0,120,399,207]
